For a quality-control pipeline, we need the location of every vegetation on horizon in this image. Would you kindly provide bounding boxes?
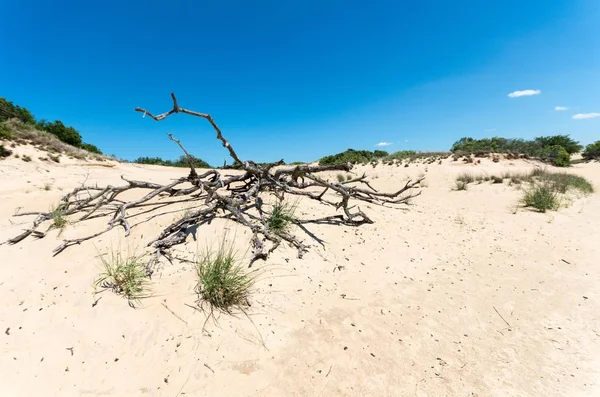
[134,155,211,169]
[318,148,389,165]
[449,135,583,167]
[0,98,102,155]
[583,140,600,161]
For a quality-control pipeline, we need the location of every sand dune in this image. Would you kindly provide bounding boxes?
[1,145,599,396]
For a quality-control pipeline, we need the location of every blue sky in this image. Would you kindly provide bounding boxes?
[1,0,599,165]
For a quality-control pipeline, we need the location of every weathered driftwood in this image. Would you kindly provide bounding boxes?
[4,93,424,268]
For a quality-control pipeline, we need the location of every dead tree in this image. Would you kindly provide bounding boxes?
[3,93,424,268]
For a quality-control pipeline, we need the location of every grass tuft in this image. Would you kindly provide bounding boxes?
[195,237,255,314]
[51,206,67,228]
[455,181,468,191]
[521,183,560,213]
[266,199,297,235]
[93,249,150,307]
[456,172,475,184]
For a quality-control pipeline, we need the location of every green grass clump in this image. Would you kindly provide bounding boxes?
[267,200,297,235]
[195,238,255,314]
[491,176,503,184]
[337,173,345,182]
[48,154,60,163]
[93,250,150,307]
[522,183,560,212]
[21,154,32,162]
[51,206,67,228]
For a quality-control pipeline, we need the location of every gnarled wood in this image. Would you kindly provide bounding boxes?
[6,93,424,270]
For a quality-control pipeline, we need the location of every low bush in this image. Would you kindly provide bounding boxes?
[583,140,600,160]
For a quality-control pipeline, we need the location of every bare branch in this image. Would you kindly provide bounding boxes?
[6,93,425,272]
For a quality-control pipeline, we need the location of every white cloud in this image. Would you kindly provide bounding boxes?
[572,113,600,120]
[508,89,541,98]
[555,106,568,111]
[484,128,496,132]
[375,142,392,147]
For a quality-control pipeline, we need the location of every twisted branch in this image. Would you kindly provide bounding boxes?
[6,93,424,269]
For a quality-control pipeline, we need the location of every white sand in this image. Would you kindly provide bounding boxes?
[1,146,599,396]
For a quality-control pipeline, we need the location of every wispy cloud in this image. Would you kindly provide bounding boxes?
[484,128,496,132]
[572,113,600,120]
[508,89,541,98]
[375,142,392,147]
[555,106,568,111]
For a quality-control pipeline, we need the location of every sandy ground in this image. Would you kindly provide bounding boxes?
[1,145,599,397]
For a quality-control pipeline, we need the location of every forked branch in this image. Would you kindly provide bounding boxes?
[6,93,424,269]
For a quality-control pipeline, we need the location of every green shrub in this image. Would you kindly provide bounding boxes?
[547,145,571,167]
[2,98,101,153]
[0,98,36,124]
[37,120,83,147]
[522,183,560,212]
[449,135,582,162]
[535,135,582,154]
[583,140,600,160]
[385,150,417,160]
[21,155,32,162]
[80,142,102,154]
